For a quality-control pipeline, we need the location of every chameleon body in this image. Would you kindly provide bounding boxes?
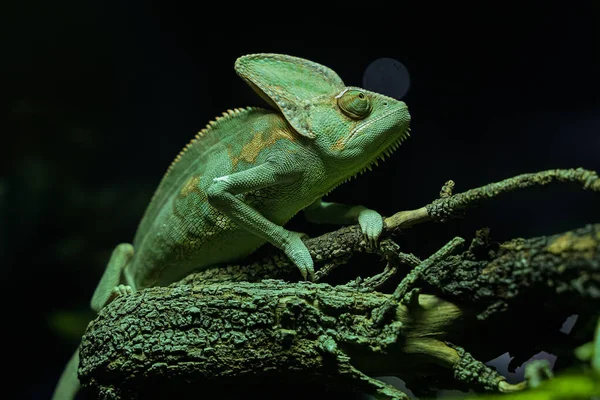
[52,53,411,400]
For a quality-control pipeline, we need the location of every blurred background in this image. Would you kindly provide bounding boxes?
[3,1,599,398]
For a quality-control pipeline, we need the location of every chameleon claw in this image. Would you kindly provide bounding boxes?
[297,266,307,280]
[362,229,379,249]
[306,265,315,281]
[283,231,314,280]
[358,210,383,249]
[108,284,133,303]
[298,263,315,281]
[370,232,379,249]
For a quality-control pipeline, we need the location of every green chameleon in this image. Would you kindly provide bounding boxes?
[52,53,411,399]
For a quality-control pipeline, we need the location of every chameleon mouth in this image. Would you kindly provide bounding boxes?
[344,106,407,146]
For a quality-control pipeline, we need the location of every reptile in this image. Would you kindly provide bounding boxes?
[51,53,411,400]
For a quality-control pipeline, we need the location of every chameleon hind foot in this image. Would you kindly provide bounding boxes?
[108,284,133,303]
[90,243,134,312]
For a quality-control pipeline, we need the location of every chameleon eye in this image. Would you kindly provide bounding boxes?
[337,89,372,119]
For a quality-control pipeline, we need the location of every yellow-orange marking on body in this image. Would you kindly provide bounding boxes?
[330,136,346,151]
[179,174,203,199]
[231,126,298,168]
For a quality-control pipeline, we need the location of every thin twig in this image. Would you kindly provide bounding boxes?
[390,236,465,301]
[384,168,600,230]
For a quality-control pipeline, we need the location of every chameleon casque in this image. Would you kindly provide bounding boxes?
[52,53,411,399]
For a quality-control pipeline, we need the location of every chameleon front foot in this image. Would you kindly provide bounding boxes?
[358,209,384,248]
[282,230,315,281]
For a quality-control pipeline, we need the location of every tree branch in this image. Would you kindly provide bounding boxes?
[78,168,600,399]
[385,167,600,229]
[79,281,523,399]
[79,222,599,399]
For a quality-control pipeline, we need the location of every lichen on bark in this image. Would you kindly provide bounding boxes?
[80,279,521,399]
[77,168,600,399]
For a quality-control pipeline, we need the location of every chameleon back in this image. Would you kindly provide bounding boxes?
[130,107,313,288]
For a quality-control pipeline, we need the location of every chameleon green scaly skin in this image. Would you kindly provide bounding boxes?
[52,54,411,400]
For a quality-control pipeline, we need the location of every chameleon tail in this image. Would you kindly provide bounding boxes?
[51,347,80,400]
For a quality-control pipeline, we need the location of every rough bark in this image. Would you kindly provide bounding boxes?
[422,224,600,319]
[79,281,511,399]
[420,223,600,370]
[78,168,600,399]
[78,224,599,399]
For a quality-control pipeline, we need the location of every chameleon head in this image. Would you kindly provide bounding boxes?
[318,87,410,173]
[235,53,411,176]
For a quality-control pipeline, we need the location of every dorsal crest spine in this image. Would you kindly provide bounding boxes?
[165,107,264,177]
[135,106,269,243]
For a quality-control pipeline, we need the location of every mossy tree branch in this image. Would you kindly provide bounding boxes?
[78,168,600,399]
[79,223,599,399]
[80,280,525,400]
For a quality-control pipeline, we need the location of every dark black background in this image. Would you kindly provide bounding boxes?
[3,1,599,398]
